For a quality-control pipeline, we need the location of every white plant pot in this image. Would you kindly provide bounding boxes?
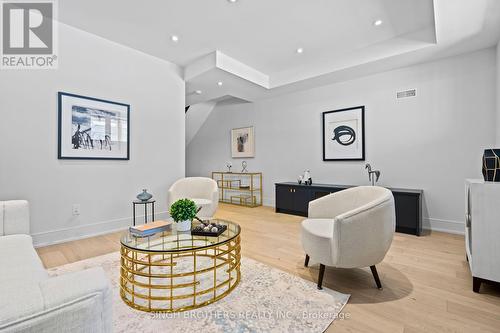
[176,219,192,232]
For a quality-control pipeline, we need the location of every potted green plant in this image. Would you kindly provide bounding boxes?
[169,198,197,231]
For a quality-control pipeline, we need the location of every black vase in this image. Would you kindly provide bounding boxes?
[482,149,500,182]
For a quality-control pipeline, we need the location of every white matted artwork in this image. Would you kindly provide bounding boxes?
[322,106,365,161]
[231,126,255,158]
[58,92,130,160]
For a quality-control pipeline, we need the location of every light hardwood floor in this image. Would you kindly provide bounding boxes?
[36,204,500,332]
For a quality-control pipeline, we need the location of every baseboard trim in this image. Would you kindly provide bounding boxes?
[33,225,130,248]
[424,218,464,235]
[32,211,170,247]
[263,197,275,207]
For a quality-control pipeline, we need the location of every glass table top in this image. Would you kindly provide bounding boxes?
[120,219,240,253]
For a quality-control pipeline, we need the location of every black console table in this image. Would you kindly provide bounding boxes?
[275,182,422,236]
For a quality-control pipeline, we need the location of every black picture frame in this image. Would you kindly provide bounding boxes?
[58,92,130,160]
[322,106,365,161]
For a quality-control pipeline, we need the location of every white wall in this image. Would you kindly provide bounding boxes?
[0,24,185,246]
[186,101,217,146]
[187,48,497,234]
[497,42,500,146]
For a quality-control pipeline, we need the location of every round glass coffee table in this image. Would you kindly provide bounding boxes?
[120,219,241,313]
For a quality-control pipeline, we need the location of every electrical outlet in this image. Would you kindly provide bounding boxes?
[72,204,81,216]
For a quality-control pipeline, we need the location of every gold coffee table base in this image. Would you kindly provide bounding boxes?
[120,235,241,313]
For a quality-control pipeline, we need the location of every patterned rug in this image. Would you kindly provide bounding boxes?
[49,252,349,333]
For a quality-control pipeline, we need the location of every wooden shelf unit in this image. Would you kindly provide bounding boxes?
[212,171,263,207]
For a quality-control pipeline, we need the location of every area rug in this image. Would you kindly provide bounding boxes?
[49,252,349,333]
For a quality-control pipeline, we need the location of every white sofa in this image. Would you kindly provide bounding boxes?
[168,177,219,219]
[0,200,112,333]
[301,186,395,290]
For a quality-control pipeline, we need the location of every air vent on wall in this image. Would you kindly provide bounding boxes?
[396,89,416,99]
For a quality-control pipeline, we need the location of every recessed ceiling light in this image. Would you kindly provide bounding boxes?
[296,47,304,54]
[171,35,179,42]
[227,0,238,3]
[195,90,202,95]
[217,81,223,86]
[373,20,383,26]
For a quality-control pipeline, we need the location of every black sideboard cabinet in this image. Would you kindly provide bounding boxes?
[275,182,423,236]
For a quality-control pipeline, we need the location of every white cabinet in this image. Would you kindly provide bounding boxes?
[465,179,500,292]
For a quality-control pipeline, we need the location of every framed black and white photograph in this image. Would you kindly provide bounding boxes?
[322,106,365,161]
[58,92,130,160]
[231,126,255,158]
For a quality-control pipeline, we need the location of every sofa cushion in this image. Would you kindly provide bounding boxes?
[0,200,30,236]
[0,235,48,284]
[0,281,45,328]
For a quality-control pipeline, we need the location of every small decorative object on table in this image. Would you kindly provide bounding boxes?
[129,220,172,237]
[365,163,381,186]
[226,162,232,173]
[303,170,312,185]
[482,149,500,181]
[169,198,198,231]
[241,161,248,172]
[191,221,228,236]
[136,189,153,201]
[298,175,303,184]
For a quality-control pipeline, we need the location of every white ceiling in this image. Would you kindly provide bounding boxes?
[59,0,500,105]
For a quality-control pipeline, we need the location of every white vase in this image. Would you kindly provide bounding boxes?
[176,219,192,231]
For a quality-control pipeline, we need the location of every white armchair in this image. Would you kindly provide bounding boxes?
[0,200,112,333]
[301,186,395,290]
[168,177,219,219]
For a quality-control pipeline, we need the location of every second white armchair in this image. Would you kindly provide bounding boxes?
[168,177,219,219]
[301,186,396,290]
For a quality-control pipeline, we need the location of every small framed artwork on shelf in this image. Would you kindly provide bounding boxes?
[322,106,365,161]
[58,92,130,160]
[231,126,254,158]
